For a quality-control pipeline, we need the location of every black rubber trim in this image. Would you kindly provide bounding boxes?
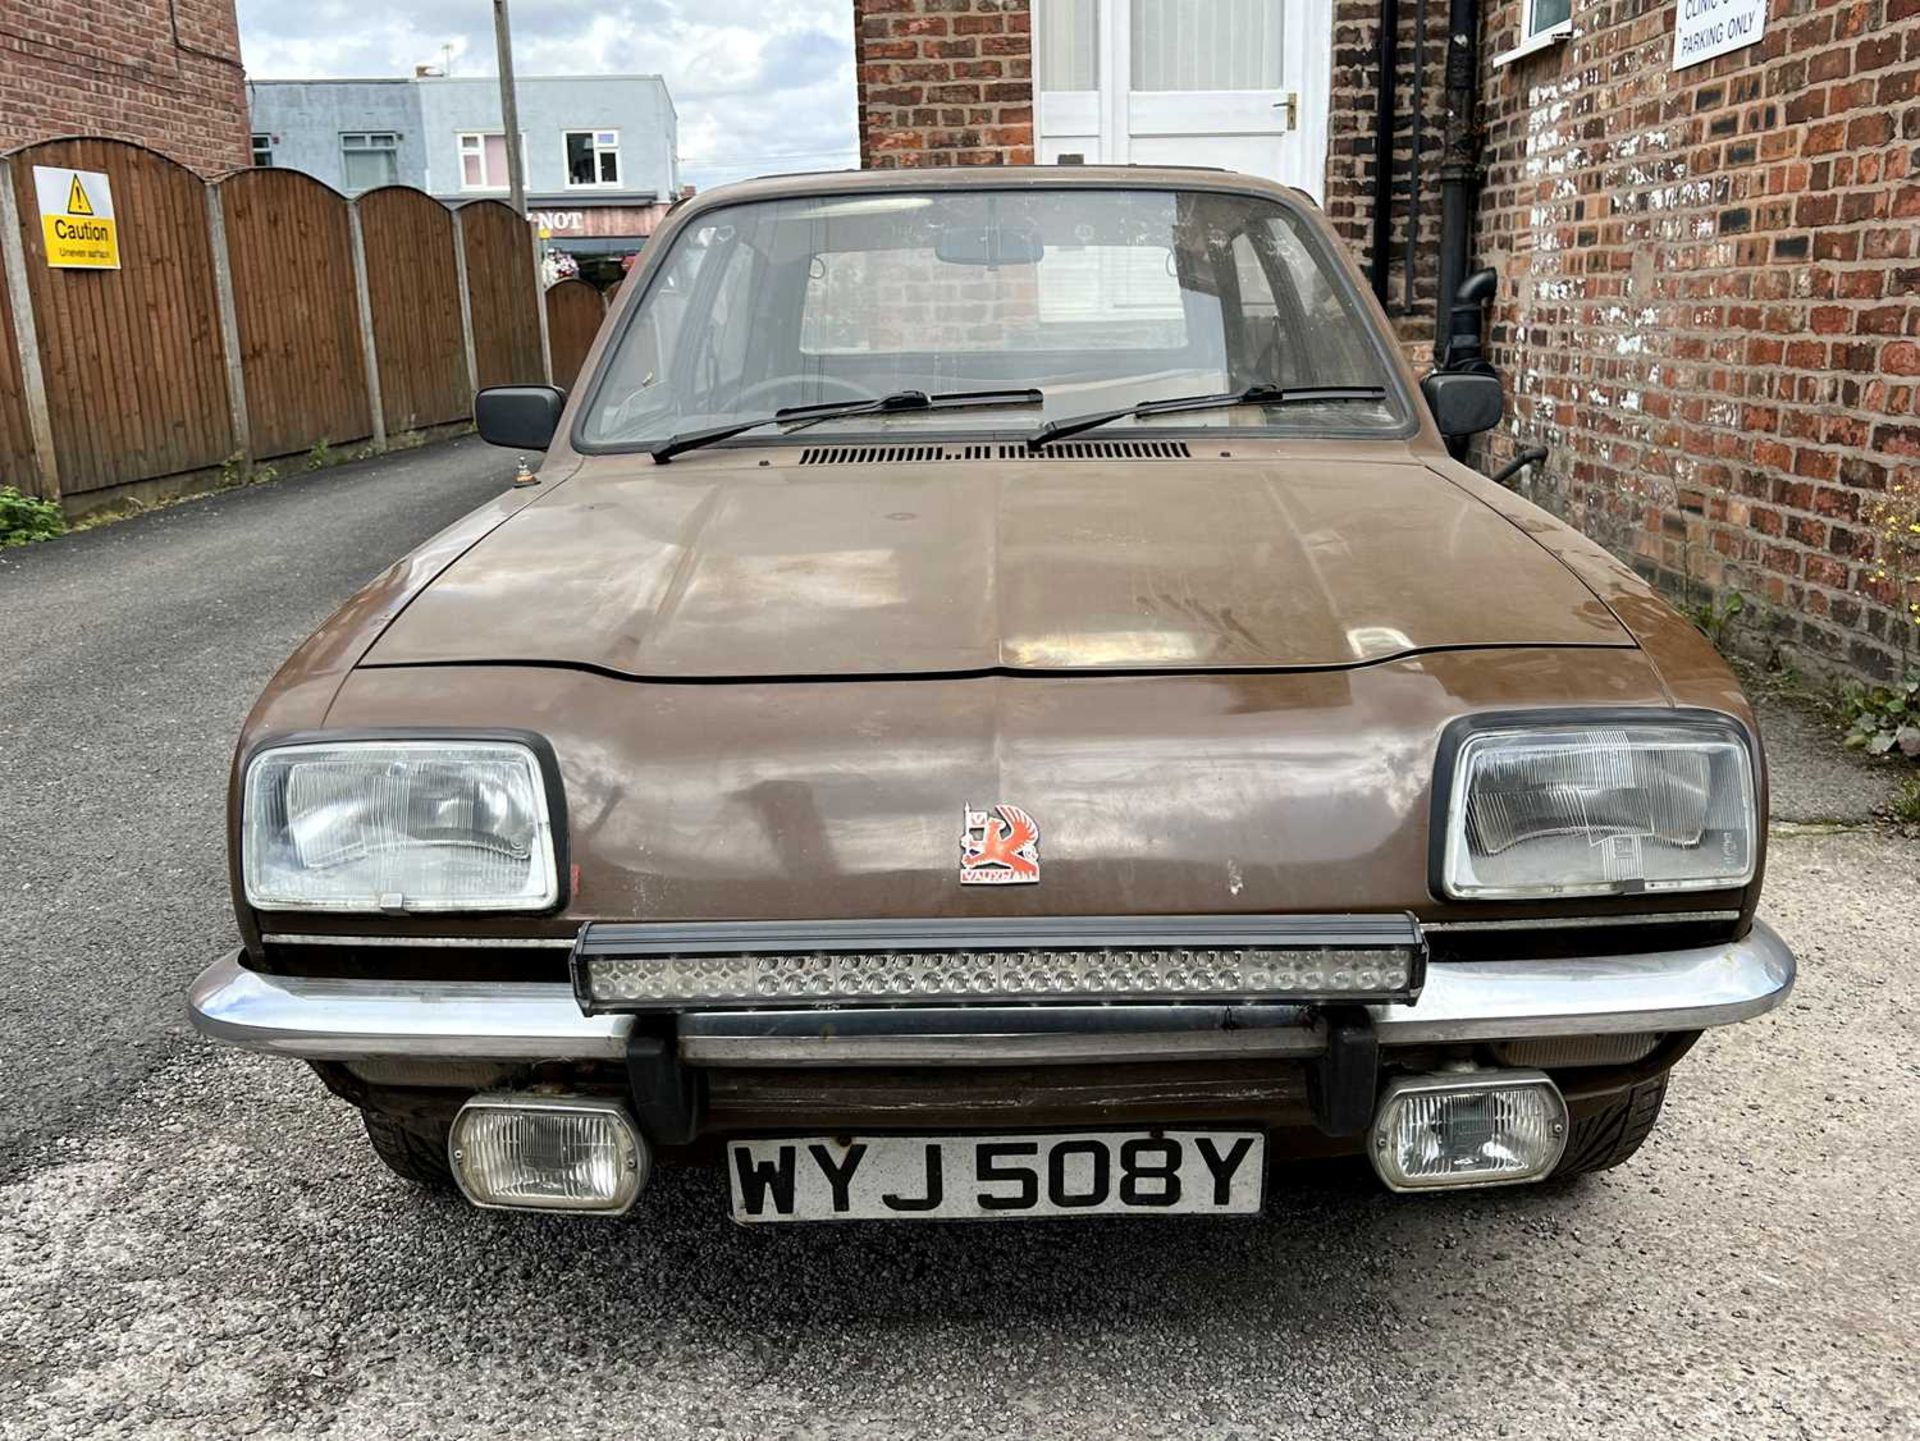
[1426,707,1760,904]
[240,727,572,918]
[1306,1007,1378,1137]
[627,1019,705,1146]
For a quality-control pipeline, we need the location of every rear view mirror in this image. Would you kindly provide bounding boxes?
[934,222,1044,266]
[1421,372,1504,438]
[475,385,566,450]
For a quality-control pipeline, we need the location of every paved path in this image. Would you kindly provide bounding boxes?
[0,449,1914,1438]
[0,440,516,1173]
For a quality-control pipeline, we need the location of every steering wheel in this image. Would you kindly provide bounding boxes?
[730,374,875,411]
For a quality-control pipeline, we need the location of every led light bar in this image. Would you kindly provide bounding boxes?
[571,915,1425,1013]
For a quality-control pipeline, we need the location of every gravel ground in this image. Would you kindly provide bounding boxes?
[2,450,1916,1438]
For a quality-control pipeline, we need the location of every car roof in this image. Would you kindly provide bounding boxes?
[674,164,1314,214]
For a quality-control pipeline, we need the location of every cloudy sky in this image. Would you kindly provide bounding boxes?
[235,0,860,190]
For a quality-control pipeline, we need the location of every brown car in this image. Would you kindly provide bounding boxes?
[190,167,1793,1222]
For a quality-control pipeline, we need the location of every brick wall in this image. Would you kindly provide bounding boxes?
[0,0,249,177]
[1325,0,1451,348]
[855,0,1035,168]
[1473,0,1920,679]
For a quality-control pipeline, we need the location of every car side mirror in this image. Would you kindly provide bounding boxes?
[1422,371,1504,438]
[475,385,566,450]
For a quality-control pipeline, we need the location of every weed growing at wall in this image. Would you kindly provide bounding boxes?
[1838,674,1920,759]
[0,486,65,547]
[1685,590,1746,652]
[1865,479,1920,672]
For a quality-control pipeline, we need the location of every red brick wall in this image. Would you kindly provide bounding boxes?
[855,0,1035,168]
[1324,0,1451,347]
[1474,0,1920,678]
[0,0,249,177]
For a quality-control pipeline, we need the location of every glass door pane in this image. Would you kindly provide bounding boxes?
[1130,0,1283,91]
[1037,0,1099,90]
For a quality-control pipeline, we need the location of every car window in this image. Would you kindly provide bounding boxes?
[580,187,1406,447]
[800,241,1190,356]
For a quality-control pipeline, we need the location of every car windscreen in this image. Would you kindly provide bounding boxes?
[578,187,1408,449]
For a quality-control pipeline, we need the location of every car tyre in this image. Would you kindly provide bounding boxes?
[1556,1072,1669,1178]
[363,1108,456,1190]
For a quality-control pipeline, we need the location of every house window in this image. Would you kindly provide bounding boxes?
[565,130,621,187]
[1527,0,1573,36]
[251,134,274,168]
[340,132,400,190]
[458,131,526,190]
[1493,0,1573,65]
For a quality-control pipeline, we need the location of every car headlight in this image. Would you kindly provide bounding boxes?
[1439,713,1757,899]
[242,737,561,912]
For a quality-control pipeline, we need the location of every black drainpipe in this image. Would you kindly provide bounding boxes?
[1368,0,1400,303]
[1433,0,1481,365]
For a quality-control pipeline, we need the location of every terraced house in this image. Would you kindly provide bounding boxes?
[852,0,1920,681]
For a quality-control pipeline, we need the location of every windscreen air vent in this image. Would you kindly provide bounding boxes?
[798,443,996,466]
[1021,440,1193,461]
[796,440,1192,465]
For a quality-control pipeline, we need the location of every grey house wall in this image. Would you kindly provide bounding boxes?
[414,76,678,202]
[246,81,427,192]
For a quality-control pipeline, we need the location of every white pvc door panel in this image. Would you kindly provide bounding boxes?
[1034,0,1330,198]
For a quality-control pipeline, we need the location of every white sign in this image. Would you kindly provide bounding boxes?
[32,166,119,269]
[529,210,584,231]
[1673,0,1767,69]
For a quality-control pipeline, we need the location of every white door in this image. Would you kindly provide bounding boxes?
[1035,0,1332,199]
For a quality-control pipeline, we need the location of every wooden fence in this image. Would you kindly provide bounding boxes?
[0,137,612,514]
[546,278,606,388]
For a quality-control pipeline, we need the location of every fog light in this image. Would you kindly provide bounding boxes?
[1370,1070,1567,1192]
[449,1093,648,1214]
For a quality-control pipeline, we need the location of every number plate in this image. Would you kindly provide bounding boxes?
[727,1130,1265,1223]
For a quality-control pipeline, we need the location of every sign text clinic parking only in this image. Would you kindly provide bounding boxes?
[33,166,120,269]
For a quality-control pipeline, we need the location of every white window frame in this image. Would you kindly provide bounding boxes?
[562,129,623,190]
[456,131,528,192]
[339,131,401,190]
[251,133,274,168]
[1493,0,1573,67]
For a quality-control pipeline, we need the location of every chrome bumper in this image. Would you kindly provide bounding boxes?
[189,921,1795,1066]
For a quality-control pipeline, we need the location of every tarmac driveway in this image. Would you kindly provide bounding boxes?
[0,443,1914,1439]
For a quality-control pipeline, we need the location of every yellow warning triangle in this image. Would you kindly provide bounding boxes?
[67,175,93,216]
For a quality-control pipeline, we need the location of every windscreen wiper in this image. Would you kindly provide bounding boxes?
[1025,383,1389,450]
[651,388,1044,463]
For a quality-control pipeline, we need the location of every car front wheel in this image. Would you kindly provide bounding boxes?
[1556,1072,1670,1178]
[362,1108,455,1190]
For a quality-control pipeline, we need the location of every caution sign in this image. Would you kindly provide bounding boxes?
[33,166,119,269]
